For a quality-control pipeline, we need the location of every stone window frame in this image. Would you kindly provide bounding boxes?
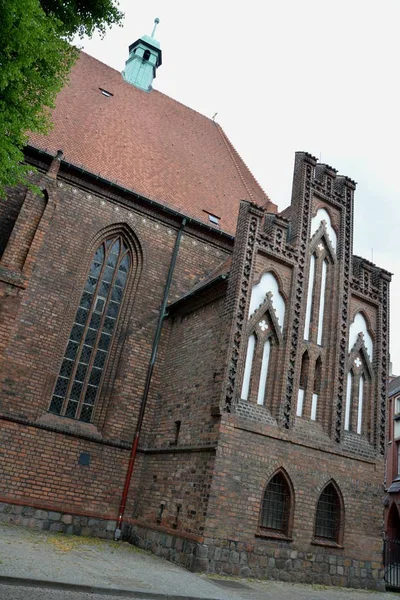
[312,480,344,548]
[256,468,295,541]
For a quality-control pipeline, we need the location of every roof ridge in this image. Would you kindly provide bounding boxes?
[81,50,122,75]
[214,122,272,205]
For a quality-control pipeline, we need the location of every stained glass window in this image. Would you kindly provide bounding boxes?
[49,236,130,422]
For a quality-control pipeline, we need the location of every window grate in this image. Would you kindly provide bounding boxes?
[49,236,130,422]
[315,484,340,540]
[261,474,290,532]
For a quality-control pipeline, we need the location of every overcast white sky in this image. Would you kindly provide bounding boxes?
[76,0,400,371]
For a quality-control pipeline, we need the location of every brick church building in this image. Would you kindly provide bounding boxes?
[0,24,391,589]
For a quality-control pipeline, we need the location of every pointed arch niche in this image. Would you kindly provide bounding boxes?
[240,271,285,416]
[304,209,337,346]
[312,356,322,421]
[344,346,373,440]
[49,225,142,425]
[344,311,374,441]
[296,350,324,422]
[296,351,309,417]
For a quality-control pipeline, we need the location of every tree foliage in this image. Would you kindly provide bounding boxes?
[40,0,123,38]
[0,0,123,197]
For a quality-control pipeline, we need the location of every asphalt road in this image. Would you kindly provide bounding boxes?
[0,524,397,600]
[0,585,147,599]
[0,580,398,600]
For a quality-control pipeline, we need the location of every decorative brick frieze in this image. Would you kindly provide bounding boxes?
[378,276,390,454]
[282,153,316,427]
[334,178,354,443]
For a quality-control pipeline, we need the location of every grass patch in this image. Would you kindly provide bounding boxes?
[46,533,147,555]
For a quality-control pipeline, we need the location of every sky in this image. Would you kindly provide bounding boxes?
[75,0,400,371]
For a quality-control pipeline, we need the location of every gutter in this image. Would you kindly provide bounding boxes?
[26,145,235,242]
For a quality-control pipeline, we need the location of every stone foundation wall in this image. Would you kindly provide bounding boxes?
[0,504,386,591]
[128,524,385,591]
[0,502,117,539]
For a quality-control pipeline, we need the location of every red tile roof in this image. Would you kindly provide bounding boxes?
[29,52,276,235]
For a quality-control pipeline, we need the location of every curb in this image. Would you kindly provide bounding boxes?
[0,575,220,600]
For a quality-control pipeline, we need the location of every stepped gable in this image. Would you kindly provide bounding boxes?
[29,51,276,235]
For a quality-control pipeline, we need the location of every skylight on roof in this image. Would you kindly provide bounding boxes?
[203,211,220,226]
[99,88,113,97]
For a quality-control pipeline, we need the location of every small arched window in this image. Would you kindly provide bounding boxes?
[260,471,293,536]
[143,49,151,61]
[49,236,131,422]
[314,482,342,543]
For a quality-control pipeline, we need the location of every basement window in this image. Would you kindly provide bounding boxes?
[99,88,113,97]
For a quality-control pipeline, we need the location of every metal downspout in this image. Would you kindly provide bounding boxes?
[115,217,187,539]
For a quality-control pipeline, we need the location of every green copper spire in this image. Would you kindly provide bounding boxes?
[122,18,162,92]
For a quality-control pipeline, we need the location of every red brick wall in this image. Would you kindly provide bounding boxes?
[205,416,384,564]
[134,449,216,535]
[0,418,139,516]
[0,185,26,258]
[0,167,231,519]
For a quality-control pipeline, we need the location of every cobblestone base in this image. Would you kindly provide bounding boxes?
[0,502,116,538]
[128,525,386,591]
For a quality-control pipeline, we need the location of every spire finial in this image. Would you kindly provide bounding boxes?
[151,18,160,38]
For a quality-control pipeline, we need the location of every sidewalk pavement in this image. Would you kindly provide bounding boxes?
[0,523,396,599]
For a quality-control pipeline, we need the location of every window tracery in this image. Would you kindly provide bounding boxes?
[241,272,284,410]
[49,235,131,422]
[344,315,374,437]
[344,354,371,436]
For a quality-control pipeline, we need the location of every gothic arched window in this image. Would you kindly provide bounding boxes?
[260,471,293,536]
[314,482,342,543]
[49,236,131,422]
